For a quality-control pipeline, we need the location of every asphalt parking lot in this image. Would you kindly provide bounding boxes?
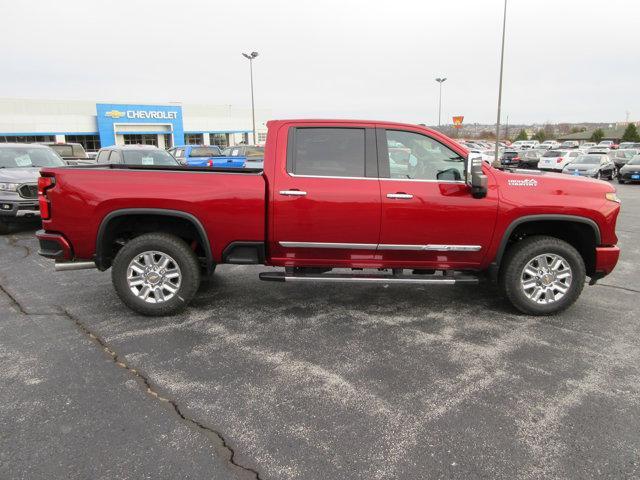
[1,182,639,480]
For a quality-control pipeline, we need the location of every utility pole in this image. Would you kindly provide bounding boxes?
[242,51,259,144]
[435,77,447,128]
[494,0,508,166]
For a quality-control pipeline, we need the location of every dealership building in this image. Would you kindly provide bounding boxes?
[0,98,270,151]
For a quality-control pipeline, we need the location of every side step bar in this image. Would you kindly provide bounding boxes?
[259,271,479,285]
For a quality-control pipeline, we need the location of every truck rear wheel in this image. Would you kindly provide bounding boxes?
[499,236,585,315]
[111,233,201,316]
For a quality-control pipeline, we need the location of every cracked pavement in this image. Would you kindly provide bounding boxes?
[1,183,639,479]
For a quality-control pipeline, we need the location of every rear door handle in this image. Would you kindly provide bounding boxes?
[386,193,413,199]
[279,190,307,196]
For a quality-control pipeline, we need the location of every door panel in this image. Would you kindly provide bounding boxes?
[377,128,499,269]
[270,124,381,266]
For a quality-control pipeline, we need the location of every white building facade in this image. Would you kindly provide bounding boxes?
[0,98,270,151]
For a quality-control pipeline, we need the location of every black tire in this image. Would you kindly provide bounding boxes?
[499,236,586,316]
[111,233,201,316]
[0,219,10,235]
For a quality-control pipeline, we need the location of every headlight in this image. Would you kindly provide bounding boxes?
[0,183,19,192]
[606,192,621,203]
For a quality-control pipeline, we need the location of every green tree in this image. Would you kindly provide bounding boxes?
[590,128,605,143]
[515,129,528,141]
[621,123,640,142]
[532,129,546,142]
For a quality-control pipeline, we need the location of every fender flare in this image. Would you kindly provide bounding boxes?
[95,208,213,271]
[492,214,601,267]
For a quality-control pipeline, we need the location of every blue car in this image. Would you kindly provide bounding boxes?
[221,145,265,169]
[168,145,246,168]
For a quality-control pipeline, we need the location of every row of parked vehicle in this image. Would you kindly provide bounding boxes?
[459,138,640,183]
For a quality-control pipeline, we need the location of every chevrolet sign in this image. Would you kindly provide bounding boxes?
[105,110,178,120]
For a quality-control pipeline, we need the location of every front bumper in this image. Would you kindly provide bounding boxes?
[0,199,40,221]
[595,246,620,275]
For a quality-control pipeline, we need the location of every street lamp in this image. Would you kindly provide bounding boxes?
[242,51,259,144]
[494,0,508,166]
[435,77,447,128]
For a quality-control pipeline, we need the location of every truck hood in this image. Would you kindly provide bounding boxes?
[496,167,615,196]
[0,167,41,184]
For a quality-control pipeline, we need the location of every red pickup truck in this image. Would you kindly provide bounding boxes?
[36,119,621,316]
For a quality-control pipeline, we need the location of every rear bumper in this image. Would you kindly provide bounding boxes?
[594,246,620,275]
[36,230,72,260]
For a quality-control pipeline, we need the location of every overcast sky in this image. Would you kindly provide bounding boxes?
[2,0,638,125]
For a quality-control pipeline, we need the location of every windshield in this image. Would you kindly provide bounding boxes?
[245,146,264,158]
[189,146,221,157]
[49,145,74,157]
[628,156,640,166]
[0,146,65,168]
[121,149,179,166]
[572,155,602,164]
[543,150,566,157]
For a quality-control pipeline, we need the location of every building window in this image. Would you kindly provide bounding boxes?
[164,134,172,149]
[185,133,203,145]
[209,133,229,147]
[65,134,101,152]
[0,135,55,143]
[123,134,158,146]
[257,131,267,143]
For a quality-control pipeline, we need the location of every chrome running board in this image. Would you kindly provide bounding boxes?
[259,271,479,285]
[54,261,97,272]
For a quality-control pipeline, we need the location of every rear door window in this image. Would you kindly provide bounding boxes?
[290,128,365,177]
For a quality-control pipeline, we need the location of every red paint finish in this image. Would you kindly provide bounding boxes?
[38,118,621,281]
[39,168,265,262]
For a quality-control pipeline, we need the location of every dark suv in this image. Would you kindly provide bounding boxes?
[500,149,521,167]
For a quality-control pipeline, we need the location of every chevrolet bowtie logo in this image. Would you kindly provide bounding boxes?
[105,110,126,119]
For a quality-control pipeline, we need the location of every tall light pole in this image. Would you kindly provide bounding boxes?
[494,0,508,165]
[242,51,259,144]
[435,77,447,128]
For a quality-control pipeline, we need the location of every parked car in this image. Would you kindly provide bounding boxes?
[511,140,539,150]
[562,154,616,179]
[587,147,610,155]
[500,149,521,167]
[579,142,596,150]
[36,119,621,317]
[221,145,265,169]
[537,149,582,171]
[610,149,640,170]
[519,149,544,169]
[597,140,618,150]
[617,142,636,150]
[167,145,245,168]
[95,145,180,166]
[559,141,580,149]
[618,155,640,184]
[540,140,560,149]
[0,143,65,233]
[39,142,90,165]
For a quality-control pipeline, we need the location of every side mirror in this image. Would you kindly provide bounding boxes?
[466,154,488,199]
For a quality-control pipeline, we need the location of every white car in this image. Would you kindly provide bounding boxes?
[541,140,561,149]
[597,140,616,149]
[580,142,596,150]
[537,149,583,171]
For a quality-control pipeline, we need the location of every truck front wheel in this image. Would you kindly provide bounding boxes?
[111,233,201,316]
[500,236,585,315]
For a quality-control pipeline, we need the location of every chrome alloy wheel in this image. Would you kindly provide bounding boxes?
[521,253,573,304]
[126,251,182,303]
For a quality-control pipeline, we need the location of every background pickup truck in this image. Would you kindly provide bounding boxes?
[39,142,92,165]
[36,119,621,317]
[168,145,246,168]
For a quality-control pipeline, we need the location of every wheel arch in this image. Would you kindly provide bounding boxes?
[491,215,601,277]
[95,208,213,272]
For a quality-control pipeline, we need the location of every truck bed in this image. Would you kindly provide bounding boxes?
[40,164,266,262]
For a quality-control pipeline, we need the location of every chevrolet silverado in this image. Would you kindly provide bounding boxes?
[36,120,621,316]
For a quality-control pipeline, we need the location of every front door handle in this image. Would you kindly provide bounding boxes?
[279,190,307,196]
[386,193,413,199]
